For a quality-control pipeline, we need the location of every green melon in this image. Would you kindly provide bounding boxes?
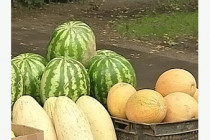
[12,53,47,104]
[47,21,96,67]
[87,50,137,105]
[11,62,23,110]
[40,56,90,104]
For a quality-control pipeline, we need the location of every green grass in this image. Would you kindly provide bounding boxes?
[113,11,198,41]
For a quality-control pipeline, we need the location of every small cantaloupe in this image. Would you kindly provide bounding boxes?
[163,92,198,122]
[107,82,136,119]
[155,69,197,97]
[125,89,167,123]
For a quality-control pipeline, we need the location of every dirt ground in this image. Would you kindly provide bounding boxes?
[12,1,198,63]
[11,1,198,88]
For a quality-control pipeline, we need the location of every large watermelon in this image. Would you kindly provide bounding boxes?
[87,50,137,106]
[12,53,47,104]
[40,56,90,104]
[11,61,23,110]
[47,21,96,67]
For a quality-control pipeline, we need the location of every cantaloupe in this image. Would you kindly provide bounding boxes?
[107,82,136,119]
[155,69,197,97]
[163,92,198,122]
[12,96,57,140]
[76,96,117,140]
[53,96,94,140]
[193,88,198,102]
[43,97,58,125]
[125,89,167,123]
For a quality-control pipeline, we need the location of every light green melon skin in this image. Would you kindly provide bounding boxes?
[40,56,90,105]
[11,62,23,110]
[87,50,137,106]
[12,53,47,104]
[47,21,96,67]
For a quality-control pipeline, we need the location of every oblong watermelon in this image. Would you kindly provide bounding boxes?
[87,50,137,106]
[40,56,90,104]
[47,21,96,67]
[11,62,23,110]
[12,53,47,104]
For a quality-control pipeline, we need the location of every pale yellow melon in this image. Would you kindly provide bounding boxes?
[107,82,136,119]
[155,69,197,97]
[11,130,16,138]
[193,88,198,102]
[125,89,167,123]
[163,92,198,122]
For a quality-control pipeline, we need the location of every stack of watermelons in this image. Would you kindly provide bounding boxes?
[11,20,137,109]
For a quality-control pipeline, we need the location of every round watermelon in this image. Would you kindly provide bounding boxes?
[11,62,23,110]
[87,50,137,105]
[40,56,90,104]
[12,53,47,104]
[47,21,96,67]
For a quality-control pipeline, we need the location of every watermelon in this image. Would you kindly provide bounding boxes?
[87,50,137,105]
[40,56,90,104]
[47,21,96,67]
[12,53,47,104]
[11,61,23,110]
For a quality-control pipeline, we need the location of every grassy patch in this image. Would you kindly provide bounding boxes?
[113,11,198,42]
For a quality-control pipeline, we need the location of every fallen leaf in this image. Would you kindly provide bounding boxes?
[19,42,27,46]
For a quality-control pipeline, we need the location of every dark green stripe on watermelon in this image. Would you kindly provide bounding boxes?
[87,50,137,106]
[11,62,23,110]
[12,53,47,105]
[46,21,96,67]
[40,56,90,104]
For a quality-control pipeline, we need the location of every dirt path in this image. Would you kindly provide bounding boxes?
[12,2,198,63]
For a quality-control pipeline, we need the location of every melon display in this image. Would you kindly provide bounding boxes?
[40,56,90,104]
[53,96,94,140]
[125,89,167,123]
[155,68,197,97]
[12,96,57,140]
[87,50,136,105]
[47,21,96,67]
[107,82,136,119]
[12,53,47,104]
[163,92,198,122]
[76,96,117,140]
[11,62,23,110]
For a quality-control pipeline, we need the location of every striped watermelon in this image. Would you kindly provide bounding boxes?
[47,21,96,67]
[40,56,90,104]
[12,53,47,104]
[11,62,23,110]
[87,50,137,105]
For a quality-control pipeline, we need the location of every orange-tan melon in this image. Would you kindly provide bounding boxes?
[107,82,136,119]
[155,68,197,97]
[193,88,198,102]
[163,92,198,122]
[125,89,167,123]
